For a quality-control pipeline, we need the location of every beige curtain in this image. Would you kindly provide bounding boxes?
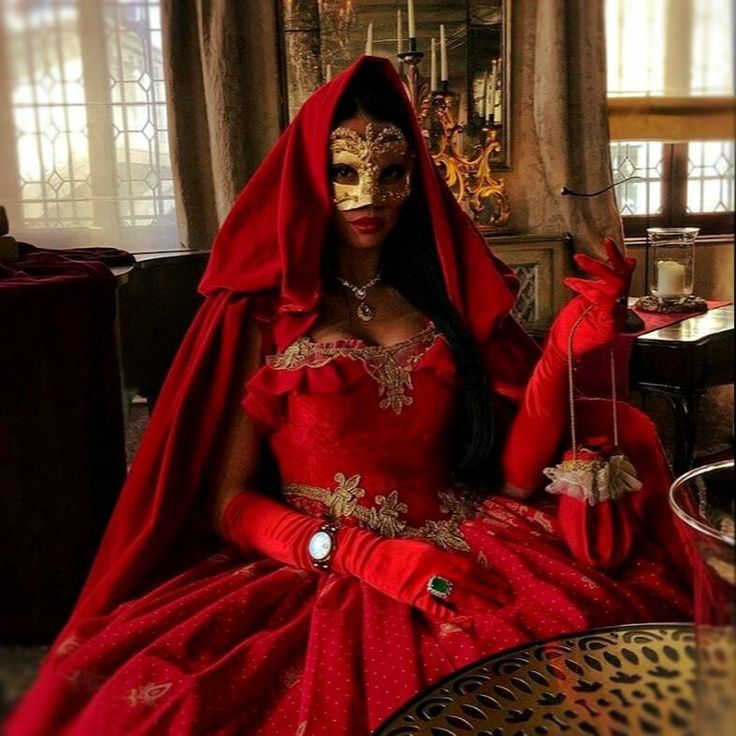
[161,1,283,250]
[532,0,624,256]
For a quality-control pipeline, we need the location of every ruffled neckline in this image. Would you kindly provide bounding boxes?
[304,318,437,352]
[243,315,458,433]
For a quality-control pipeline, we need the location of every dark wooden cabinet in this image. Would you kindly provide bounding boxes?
[117,251,210,408]
[486,233,573,331]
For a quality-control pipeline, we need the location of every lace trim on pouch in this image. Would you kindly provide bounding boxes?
[282,471,479,552]
[265,323,439,415]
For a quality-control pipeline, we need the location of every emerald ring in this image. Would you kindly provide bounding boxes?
[427,575,454,600]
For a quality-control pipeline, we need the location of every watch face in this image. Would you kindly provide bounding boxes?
[308,531,333,561]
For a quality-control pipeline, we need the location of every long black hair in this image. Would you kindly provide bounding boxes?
[329,66,497,489]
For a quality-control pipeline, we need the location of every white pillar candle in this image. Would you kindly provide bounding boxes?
[407,0,415,39]
[439,24,448,81]
[657,260,686,295]
[326,64,332,82]
[430,38,437,90]
[397,9,402,54]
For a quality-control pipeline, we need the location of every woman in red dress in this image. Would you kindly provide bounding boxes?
[7,57,691,736]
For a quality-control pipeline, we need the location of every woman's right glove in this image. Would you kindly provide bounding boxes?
[221,489,508,624]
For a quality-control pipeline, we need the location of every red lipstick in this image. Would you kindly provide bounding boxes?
[351,216,386,234]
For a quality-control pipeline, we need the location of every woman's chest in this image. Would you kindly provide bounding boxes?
[264,328,463,478]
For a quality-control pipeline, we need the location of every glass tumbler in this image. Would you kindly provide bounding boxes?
[670,459,735,735]
[647,227,699,297]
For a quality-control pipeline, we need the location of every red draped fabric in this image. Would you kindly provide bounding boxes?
[0,250,127,643]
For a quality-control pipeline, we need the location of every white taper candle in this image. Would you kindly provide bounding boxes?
[439,24,448,81]
[481,70,488,119]
[397,9,402,54]
[488,58,498,122]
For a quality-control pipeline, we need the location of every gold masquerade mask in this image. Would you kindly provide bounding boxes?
[329,123,413,212]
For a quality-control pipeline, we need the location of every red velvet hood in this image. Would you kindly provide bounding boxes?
[200,55,519,345]
[55,56,533,638]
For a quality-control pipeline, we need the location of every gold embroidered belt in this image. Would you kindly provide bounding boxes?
[281,472,478,552]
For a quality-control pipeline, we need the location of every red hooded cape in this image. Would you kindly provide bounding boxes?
[55,57,540,642]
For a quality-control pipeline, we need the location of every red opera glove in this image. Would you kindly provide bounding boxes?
[221,489,323,570]
[547,237,635,363]
[221,490,509,622]
[500,239,635,492]
[331,529,511,623]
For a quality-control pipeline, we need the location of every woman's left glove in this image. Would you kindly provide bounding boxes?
[546,237,636,362]
[500,238,635,493]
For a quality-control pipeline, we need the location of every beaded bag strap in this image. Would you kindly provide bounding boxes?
[566,304,619,456]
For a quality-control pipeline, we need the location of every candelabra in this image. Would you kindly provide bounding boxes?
[397,49,510,231]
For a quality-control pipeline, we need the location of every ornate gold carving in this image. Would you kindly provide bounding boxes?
[397,52,510,230]
[282,472,477,552]
[425,93,510,230]
[266,323,439,415]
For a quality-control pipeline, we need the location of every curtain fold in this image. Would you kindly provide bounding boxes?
[532,0,624,256]
[161,1,283,250]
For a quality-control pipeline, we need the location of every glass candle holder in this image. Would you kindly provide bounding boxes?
[669,460,735,735]
[647,227,699,298]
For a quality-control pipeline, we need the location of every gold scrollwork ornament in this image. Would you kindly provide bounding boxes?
[425,91,510,231]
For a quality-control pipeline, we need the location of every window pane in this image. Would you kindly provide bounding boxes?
[104,0,175,230]
[4,1,93,229]
[687,141,734,213]
[0,0,176,247]
[606,0,667,96]
[610,141,664,215]
[691,0,734,95]
[606,0,734,97]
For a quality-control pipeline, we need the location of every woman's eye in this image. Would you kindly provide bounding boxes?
[380,164,406,183]
[330,164,358,183]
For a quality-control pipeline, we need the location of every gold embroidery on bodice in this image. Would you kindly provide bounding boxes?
[266,323,439,415]
[282,471,478,552]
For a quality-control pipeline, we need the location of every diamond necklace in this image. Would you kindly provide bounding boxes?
[332,270,382,322]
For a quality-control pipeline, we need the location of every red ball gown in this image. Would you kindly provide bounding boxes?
[7,302,691,735]
[6,56,692,735]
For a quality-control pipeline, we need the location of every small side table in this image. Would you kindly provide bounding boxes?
[630,304,734,476]
[374,623,698,735]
